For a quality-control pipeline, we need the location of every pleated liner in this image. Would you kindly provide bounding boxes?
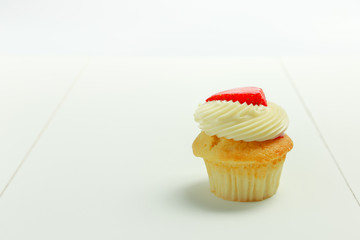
[204,156,286,202]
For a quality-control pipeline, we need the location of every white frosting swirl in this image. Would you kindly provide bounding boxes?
[194,101,289,142]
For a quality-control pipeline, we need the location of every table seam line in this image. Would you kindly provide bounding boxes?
[0,57,91,198]
[278,57,360,207]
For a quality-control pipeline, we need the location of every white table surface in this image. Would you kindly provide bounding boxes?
[0,57,359,240]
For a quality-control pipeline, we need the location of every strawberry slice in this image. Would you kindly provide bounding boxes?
[206,87,267,106]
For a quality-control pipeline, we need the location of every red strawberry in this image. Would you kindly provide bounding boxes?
[206,87,267,106]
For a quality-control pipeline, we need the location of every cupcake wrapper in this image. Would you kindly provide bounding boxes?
[204,156,286,202]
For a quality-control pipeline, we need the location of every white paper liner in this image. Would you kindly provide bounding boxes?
[204,157,286,202]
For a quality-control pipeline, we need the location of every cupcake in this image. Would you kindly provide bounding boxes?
[192,87,293,202]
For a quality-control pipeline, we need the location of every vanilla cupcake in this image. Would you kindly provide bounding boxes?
[192,87,293,202]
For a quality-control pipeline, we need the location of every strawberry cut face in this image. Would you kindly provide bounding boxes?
[205,87,267,106]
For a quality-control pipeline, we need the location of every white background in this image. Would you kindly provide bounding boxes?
[1,1,360,239]
[0,57,359,240]
[1,0,360,55]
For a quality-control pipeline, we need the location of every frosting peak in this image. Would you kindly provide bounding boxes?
[194,101,289,142]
